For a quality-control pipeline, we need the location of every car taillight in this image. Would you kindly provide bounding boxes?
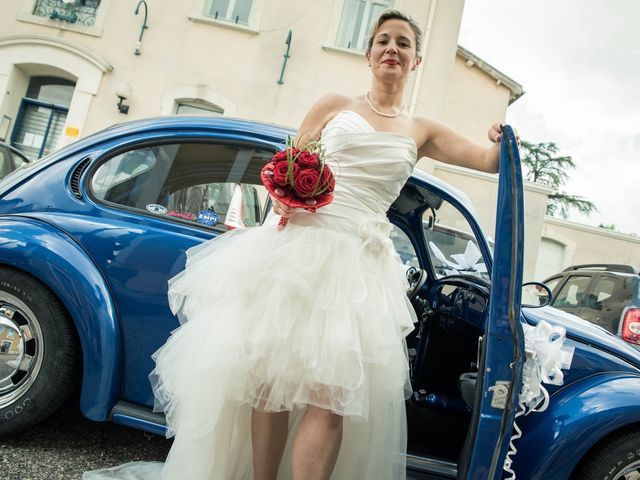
[621,308,640,345]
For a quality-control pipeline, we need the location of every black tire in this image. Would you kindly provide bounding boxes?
[0,266,80,436]
[572,429,640,480]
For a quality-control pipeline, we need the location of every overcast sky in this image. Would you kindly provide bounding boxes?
[458,0,640,235]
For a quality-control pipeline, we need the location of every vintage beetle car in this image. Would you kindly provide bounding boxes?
[0,116,639,480]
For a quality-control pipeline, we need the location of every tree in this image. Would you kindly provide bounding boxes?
[520,140,597,219]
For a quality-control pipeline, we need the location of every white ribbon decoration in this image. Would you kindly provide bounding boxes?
[429,240,488,276]
[503,320,574,479]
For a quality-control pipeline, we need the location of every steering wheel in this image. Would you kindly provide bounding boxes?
[427,274,491,310]
[406,267,429,301]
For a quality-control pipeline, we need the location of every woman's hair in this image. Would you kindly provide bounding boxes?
[366,10,423,55]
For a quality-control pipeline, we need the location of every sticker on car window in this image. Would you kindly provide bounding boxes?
[196,210,218,226]
[146,204,168,215]
[167,211,196,221]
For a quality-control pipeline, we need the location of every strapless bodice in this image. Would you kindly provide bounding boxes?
[288,110,416,234]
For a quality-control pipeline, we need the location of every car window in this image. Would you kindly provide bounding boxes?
[422,199,488,281]
[0,147,11,178]
[553,275,591,307]
[545,276,562,293]
[390,225,419,269]
[10,151,28,169]
[90,142,273,232]
[589,277,617,305]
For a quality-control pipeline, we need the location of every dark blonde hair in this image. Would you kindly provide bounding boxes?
[366,10,423,55]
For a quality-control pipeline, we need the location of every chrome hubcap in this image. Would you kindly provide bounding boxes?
[0,293,43,409]
[615,459,640,480]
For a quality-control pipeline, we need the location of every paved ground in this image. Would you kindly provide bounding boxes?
[1,398,171,480]
[2,398,439,480]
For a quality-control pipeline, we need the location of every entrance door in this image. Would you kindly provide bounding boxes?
[457,125,526,479]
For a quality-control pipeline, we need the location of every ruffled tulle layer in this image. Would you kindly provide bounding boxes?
[151,216,416,478]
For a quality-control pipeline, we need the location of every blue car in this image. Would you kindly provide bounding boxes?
[0,116,638,479]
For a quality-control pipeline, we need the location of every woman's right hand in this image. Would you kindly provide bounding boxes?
[270,189,318,217]
[270,189,295,217]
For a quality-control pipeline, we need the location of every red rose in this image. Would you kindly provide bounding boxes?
[297,151,320,169]
[319,166,335,193]
[272,150,288,163]
[293,169,320,198]
[272,161,299,187]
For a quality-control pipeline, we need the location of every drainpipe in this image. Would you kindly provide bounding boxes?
[409,0,438,114]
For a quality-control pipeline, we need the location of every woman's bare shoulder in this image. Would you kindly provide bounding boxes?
[297,93,358,142]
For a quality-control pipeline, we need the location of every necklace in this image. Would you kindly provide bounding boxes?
[365,92,405,118]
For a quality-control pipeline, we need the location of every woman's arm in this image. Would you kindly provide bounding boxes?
[416,117,502,174]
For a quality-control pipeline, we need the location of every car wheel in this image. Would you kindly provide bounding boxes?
[0,266,79,436]
[572,429,640,480]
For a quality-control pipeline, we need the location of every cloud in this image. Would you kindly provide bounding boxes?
[460,0,640,234]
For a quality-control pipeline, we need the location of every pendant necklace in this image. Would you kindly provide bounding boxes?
[365,92,405,118]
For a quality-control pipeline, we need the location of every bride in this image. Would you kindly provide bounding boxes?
[85,9,504,480]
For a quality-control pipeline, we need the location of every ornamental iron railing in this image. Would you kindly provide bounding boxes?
[32,0,101,27]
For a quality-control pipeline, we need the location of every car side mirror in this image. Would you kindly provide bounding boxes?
[522,282,552,308]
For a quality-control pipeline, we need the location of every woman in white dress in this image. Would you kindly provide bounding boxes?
[85,9,504,480]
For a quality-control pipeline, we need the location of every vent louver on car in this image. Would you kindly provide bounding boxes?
[70,157,91,199]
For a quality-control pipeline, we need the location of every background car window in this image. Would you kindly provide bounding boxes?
[553,276,591,307]
[544,276,562,293]
[591,277,617,304]
[422,199,488,280]
[90,142,272,232]
[390,225,419,269]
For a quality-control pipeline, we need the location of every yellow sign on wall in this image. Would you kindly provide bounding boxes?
[65,127,80,137]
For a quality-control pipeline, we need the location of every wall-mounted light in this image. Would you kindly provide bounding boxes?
[115,82,132,114]
[134,0,149,55]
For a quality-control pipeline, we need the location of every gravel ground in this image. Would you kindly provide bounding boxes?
[1,398,171,480]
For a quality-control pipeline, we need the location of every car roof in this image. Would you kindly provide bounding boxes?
[0,115,479,217]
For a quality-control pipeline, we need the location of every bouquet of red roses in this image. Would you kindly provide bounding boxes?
[261,138,335,229]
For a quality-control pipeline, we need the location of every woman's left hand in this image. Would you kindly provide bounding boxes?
[488,123,520,146]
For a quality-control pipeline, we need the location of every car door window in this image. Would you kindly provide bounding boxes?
[586,277,617,307]
[553,275,591,307]
[422,199,488,281]
[390,225,419,269]
[90,142,272,232]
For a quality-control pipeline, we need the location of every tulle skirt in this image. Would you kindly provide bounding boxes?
[86,212,417,479]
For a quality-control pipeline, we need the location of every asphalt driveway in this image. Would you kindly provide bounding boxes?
[1,398,171,480]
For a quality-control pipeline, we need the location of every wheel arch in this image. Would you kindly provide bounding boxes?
[0,217,121,421]
[512,373,640,479]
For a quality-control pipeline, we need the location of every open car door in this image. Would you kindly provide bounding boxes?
[457,125,525,479]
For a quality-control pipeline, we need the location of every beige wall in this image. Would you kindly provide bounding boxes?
[536,217,640,280]
[0,0,466,144]
[443,54,513,144]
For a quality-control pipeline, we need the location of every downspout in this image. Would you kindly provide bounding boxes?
[409,0,438,114]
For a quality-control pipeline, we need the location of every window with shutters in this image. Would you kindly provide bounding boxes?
[11,77,75,160]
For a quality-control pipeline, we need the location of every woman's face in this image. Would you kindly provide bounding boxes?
[367,19,421,82]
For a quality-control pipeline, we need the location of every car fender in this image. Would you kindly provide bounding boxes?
[512,372,640,479]
[0,216,120,421]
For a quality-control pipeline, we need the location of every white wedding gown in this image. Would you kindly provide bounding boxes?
[84,110,419,480]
